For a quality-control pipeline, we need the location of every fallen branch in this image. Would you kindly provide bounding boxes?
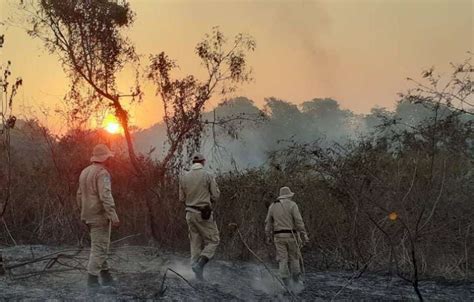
[168,268,196,290]
[55,259,86,271]
[1,248,87,281]
[5,249,84,270]
[11,268,78,281]
[156,267,197,298]
[111,233,142,245]
[330,254,374,301]
[229,223,297,300]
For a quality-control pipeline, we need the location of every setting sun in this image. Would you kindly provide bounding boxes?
[103,114,121,134]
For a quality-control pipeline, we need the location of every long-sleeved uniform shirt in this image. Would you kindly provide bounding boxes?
[179,163,220,213]
[265,198,307,238]
[76,163,119,224]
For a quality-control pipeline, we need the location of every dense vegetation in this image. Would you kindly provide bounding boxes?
[1,98,472,286]
[0,2,472,301]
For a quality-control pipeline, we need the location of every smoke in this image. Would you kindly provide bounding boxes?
[269,1,338,95]
[167,259,196,281]
[250,273,281,295]
[248,265,306,298]
[133,96,456,172]
[165,256,287,296]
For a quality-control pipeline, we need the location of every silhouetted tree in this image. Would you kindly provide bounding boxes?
[148,27,256,176]
[23,0,143,171]
[1,37,22,221]
[401,56,473,116]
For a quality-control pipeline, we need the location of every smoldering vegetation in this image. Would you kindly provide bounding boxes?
[1,97,472,290]
[1,245,472,301]
[134,97,471,172]
[0,1,471,300]
[135,96,383,171]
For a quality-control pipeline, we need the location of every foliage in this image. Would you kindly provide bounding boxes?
[2,111,471,285]
[1,40,23,221]
[3,5,472,299]
[147,27,256,173]
[269,99,472,300]
[401,56,473,115]
[26,0,138,111]
[23,0,142,169]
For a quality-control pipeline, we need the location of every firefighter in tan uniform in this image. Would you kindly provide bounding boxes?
[265,186,309,286]
[179,153,220,280]
[77,144,120,288]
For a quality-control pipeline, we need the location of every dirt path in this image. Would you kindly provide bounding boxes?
[1,245,472,301]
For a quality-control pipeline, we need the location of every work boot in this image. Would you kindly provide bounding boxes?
[87,274,100,289]
[100,270,116,287]
[192,256,209,280]
[292,273,305,293]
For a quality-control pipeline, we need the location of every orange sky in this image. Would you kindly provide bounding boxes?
[1,0,472,132]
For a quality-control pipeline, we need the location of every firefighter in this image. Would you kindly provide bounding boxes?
[265,186,309,286]
[179,153,220,280]
[77,144,120,288]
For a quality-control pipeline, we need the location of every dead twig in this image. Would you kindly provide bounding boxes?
[156,269,168,297]
[5,249,84,270]
[1,218,17,246]
[419,160,446,232]
[330,254,374,301]
[3,248,87,281]
[229,223,297,300]
[156,267,196,298]
[11,268,77,281]
[168,268,196,290]
[111,233,142,245]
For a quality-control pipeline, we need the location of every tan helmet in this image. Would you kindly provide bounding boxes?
[277,186,295,200]
[90,144,114,163]
[192,153,205,163]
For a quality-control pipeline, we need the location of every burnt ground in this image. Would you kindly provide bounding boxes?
[0,245,472,301]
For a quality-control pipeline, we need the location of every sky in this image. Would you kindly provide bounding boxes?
[0,0,472,131]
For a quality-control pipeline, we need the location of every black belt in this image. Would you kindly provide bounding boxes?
[187,205,212,212]
[187,206,202,211]
[274,229,296,235]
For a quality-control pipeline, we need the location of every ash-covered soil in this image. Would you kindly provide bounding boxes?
[0,245,472,301]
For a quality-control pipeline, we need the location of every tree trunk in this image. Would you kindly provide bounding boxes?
[112,98,142,175]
